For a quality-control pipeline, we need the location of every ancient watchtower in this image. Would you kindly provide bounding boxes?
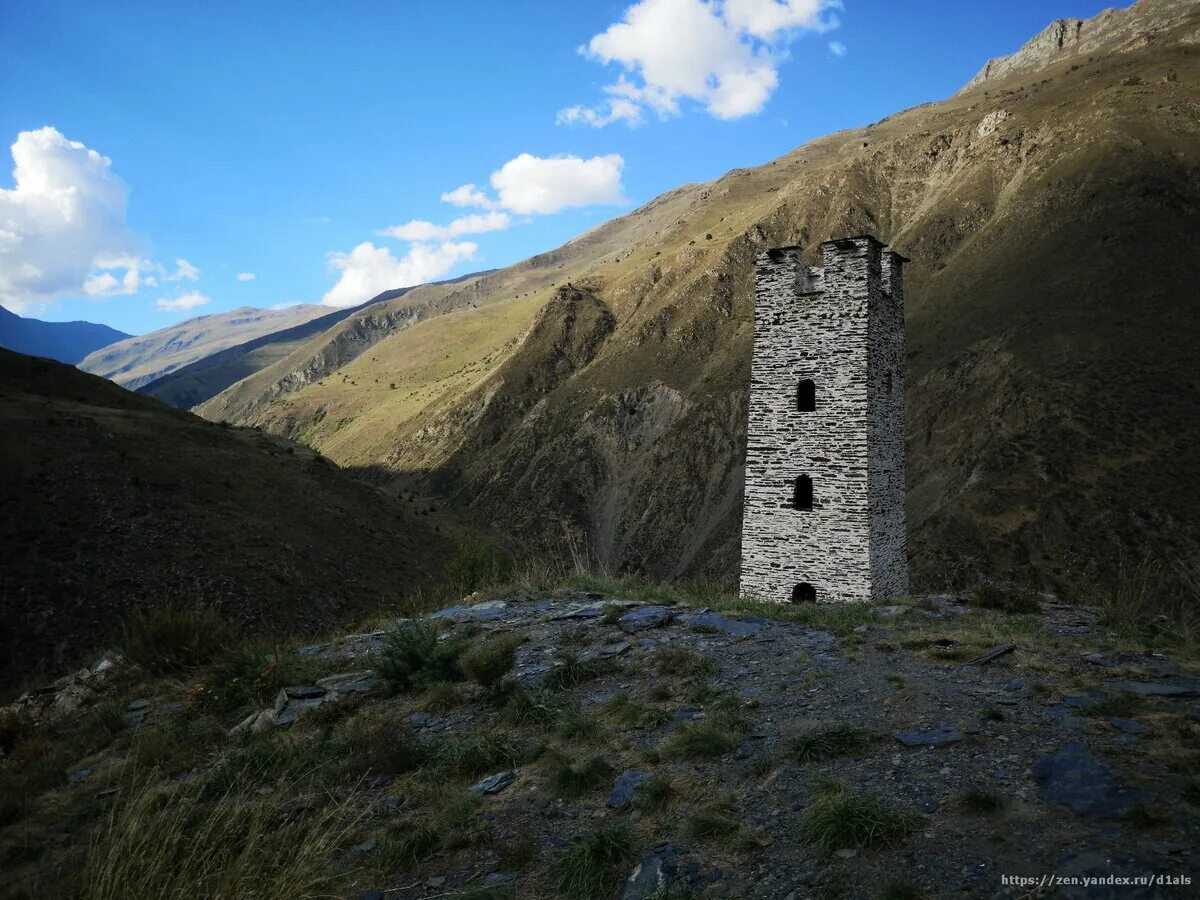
[739,235,909,604]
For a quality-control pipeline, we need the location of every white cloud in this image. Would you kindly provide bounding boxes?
[236,272,256,282]
[559,0,839,126]
[0,126,151,312]
[165,257,200,281]
[320,240,478,308]
[485,153,625,215]
[156,291,210,311]
[382,211,511,242]
[828,39,846,56]
[440,184,497,209]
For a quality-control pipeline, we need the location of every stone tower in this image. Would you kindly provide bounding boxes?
[739,235,909,604]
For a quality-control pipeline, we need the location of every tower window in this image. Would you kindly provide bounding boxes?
[797,379,816,412]
[793,475,813,510]
[792,583,816,603]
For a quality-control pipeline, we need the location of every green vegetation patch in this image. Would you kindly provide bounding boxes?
[554,825,637,900]
[798,782,918,854]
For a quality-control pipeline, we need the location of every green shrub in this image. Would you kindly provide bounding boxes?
[460,634,523,691]
[542,652,612,691]
[554,825,636,899]
[798,782,917,853]
[123,607,238,674]
[373,622,468,693]
[652,647,718,677]
[633,776,674,811]
[432,733,529,777]
[499,688,562,728]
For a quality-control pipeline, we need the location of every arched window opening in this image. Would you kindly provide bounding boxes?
[797,379,816,412]
[793,475,813,510]
[792,583,816,603]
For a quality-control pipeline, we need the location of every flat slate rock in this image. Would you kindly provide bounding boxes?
[618,606,675,633]
[470,770,518,796]
[1062,690,1107,708]
[892,725,963,747]
[428,600,509,622]
[677,611,763,638]
[1102,679,1198,698]
[1030,743,1149,819]
[1110,717,1152,735]
[608,769,649,809]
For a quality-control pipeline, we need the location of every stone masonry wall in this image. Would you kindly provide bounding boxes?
[739,236,908,603]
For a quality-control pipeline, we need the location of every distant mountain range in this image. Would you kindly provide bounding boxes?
[77,304,335,391]
[0,305,130,364]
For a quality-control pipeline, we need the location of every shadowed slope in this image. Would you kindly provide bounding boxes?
[0,349,451,685]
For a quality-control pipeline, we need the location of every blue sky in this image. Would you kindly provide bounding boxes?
[1,0,1116,335]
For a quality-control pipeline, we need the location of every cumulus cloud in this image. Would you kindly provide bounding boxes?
[320,240,478,307]
[0,126,152,312]
[156,291,209,311]
[236,272,256,282]
[828,39,846,56]
[559,0,839,126]
[443,153,626,216]
[382,211,511,242]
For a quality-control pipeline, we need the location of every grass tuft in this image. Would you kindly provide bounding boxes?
[123,607,237,675]
[798,782,917,853]
[790,725,878,763]
[546,755,614,798]
[460,633,523,692]
[554,825,636,900]
[956,789,1008,815]
[664,719,740,759]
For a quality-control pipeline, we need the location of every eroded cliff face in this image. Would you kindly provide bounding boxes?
[201,0,1200,598]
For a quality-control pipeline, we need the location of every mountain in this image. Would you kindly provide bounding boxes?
[197,0,1200,600]
[135,277,490,410]
[0,348,451,685]
[77,303,334,391]
[0,305,130,364]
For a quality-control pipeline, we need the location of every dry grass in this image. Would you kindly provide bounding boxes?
[81,772,361,899]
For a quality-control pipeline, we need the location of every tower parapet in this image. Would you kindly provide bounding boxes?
[739,235,908,604]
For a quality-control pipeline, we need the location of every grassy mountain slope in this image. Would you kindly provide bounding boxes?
[0,305,130,365]
[0,348,451,685]
[199,0,1200,599]
[134,294,397,409]
[78,304,333,390]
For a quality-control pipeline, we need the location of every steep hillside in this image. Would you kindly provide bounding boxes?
[0,305,129,364]
[200,0,1200,600]
[136,294,394,409]
[78,303,333,390]
[0,348,451,685]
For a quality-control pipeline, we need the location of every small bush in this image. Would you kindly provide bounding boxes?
[971,584,1040,615]
[554,825,636,900]
[460,634,523,692]
[340,709,432,777]
[601,693,669,729]
[790,725,878,763]
[686,799,742,843]
[555,707,603,741]
[123,607,237,674]
[634,776,675,812]
[546,755,613,798]
[982,706,1005,722]
[373,622,468,693]
[798,783,917,853]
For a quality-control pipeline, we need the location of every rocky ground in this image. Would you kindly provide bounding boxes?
[2,584,1198,899]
